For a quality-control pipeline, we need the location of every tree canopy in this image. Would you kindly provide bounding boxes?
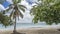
[0,12,13,27]
[0,0,13,27]
[30,0,60,25]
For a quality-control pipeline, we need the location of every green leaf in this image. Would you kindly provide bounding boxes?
[18,10,23,18]
[0,12,13,27]
[18,5,26,12]
[30,0,60,25]
[10,10,14,19]
[17,0,21,3]
[19,5,27,9]
[12,0,22,4]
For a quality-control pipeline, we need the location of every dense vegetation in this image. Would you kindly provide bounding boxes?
[30,0,60,25]
[0,12,13,27]
[0,0,13,27]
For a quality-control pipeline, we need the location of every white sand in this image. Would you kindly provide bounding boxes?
[0,27,60,34]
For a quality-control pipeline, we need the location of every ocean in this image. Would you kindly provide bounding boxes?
[0,23,46,30]
[0,23,60,30]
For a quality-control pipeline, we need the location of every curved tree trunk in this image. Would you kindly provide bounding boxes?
[13,16,16,34]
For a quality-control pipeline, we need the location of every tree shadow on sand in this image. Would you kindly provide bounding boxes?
[11,31,26,34]
[57,29,60,31]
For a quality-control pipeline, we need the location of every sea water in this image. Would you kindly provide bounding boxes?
[0,23,46,30]
[0,23,60,30]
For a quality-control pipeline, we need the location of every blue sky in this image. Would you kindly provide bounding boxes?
[26,0,37,5]
[2,1,10,8]
[2,0,37,8]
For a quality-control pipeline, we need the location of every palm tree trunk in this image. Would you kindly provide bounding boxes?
[13,16,16,33]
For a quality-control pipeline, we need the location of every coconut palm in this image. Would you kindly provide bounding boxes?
[3,0,26,34]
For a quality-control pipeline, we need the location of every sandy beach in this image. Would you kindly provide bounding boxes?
[0,27,60,34]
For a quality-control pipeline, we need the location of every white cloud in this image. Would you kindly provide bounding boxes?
[15,0,34,23]
[7,0,13,4]
[5,0,33,23]
[0,4,5,11]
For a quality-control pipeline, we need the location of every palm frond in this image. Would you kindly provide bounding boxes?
[5,8,11,12]
[16,10,20,20]
[17,0,21,3]
[18,10,23,18]
[13,14,15,19]
[10,10,14,19]
[19,7,25,12]
[18,5,26,12]
[3,5,13,14]
[12,0,22,4]
[2,8,10,14]
[13,11,16,19]
[18,5,27,9]
[12,0,17,4]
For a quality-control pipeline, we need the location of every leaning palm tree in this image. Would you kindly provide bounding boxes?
[3,0,26,34]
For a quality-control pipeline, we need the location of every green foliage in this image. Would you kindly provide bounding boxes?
[12,0,21,4]
[0,12,13,27]
[30,0,60,25]
[18,5,27,12]
[0,0,14,27]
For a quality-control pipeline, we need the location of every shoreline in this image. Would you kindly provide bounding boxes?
[0,27,59,31]
[0,26,60,30]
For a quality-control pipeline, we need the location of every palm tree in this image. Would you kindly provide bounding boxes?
[3,0,26,34]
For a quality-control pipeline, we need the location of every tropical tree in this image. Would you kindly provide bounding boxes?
[3,0,26,34]
[0,12,13,27]
[0,0,13,27]
[30,0,60,25]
